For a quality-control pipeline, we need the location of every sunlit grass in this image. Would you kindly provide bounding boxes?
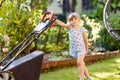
[40,57,120,80]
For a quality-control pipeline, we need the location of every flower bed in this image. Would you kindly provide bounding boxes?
[42,51,120,72]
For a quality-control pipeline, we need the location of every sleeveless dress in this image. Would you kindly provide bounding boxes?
[68,26,87,57]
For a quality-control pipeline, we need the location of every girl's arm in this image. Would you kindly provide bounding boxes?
[55,19,70,29]
[83,31,89,54]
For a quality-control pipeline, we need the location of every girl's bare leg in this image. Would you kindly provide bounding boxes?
[77,54,85,80]
[83,61,90,78]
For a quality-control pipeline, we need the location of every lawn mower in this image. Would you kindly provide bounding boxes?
[0,11,55,80]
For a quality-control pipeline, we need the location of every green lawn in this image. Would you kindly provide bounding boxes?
[40,57,120,80]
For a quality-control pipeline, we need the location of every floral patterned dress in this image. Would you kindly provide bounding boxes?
[68,26,87,57]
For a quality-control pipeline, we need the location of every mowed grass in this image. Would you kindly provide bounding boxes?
[40,57,120,80]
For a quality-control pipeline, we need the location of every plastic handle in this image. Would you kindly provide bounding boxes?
[41,11,54,22]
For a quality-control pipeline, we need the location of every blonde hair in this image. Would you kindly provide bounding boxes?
[67,12,81,23]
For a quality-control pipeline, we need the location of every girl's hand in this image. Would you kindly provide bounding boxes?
[86,49,88,54]
[55,19,69,29]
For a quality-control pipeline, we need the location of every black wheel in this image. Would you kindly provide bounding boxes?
[0,71,15,80]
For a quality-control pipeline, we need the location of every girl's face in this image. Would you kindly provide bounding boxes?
[69,17,80,26]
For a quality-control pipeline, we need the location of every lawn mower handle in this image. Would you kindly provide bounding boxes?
[41,11,55,22]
